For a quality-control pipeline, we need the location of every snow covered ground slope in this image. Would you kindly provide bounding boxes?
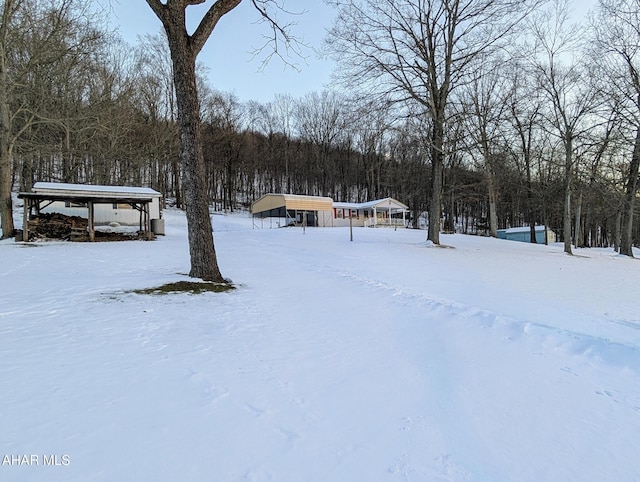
[1,209,639,481]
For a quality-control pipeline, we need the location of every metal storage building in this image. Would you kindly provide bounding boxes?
[497,226,556,244]
[251,194,334,228]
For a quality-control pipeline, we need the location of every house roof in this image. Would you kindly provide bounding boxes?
[500,226,550,234]
[333,197,409,211]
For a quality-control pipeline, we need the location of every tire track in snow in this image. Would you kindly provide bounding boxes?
[325,265,640,373]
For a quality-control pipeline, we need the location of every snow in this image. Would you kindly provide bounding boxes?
[501,226,546,233]
[1,209,639,481]
[31,182,161,197]
[333,197,408,210]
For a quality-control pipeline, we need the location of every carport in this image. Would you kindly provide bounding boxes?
[18,183,162,241]
[251,194,334,228]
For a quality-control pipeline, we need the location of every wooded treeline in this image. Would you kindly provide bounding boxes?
[1,0,639,252]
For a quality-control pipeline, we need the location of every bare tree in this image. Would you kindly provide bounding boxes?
[0,0,23,237]
[131,34,181,204]
[591,0,640,256]
[0,0,20,237]
[348,99,392,202]
[327,0,543,244]
[529,0,599,254]
[246,93,296,193]
[145,0,294,281]
[0,0,104,238]
[506,61,545,243]
[459,55,512,238]
[200,89,245,210]
[295,90,345,196]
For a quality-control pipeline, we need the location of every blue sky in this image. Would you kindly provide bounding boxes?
[103,0,596,105]
[104,1,336,104]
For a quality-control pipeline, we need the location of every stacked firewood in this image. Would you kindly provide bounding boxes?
[27,213,88,241]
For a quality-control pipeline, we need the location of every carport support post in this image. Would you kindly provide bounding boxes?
[144,202,152,240]
[22,199,29,241]
[350,214,353,241]
[88,201,95,242]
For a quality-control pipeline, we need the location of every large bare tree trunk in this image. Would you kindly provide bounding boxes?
[0,83,14,238]
[563,177,572,254]
[619,126,640,257]
[146,0,244,282]
[563,137,573,255]
[428,119,444,244]
[0,0,14,239]
[172,44,223,281]
[0,136,13,239]
[574,190,583,248]
[487,172,498,238]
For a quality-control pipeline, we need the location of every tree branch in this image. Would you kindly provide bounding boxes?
[144,0,167,23]
[247,0,306,72]
[191,0,242,56]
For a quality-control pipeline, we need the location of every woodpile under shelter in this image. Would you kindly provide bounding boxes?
[18,182,163,242]
[251,194,334,228]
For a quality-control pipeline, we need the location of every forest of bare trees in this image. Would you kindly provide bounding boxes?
[1,0,640,255]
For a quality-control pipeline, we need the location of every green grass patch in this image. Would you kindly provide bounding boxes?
[132,280,235,295]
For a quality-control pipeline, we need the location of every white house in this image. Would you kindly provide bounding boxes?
[332,198,409,228]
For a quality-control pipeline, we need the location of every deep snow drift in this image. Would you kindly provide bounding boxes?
[1,209,639,481]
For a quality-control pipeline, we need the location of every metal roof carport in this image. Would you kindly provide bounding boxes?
[251,194,334,228]
[18,182,161,242]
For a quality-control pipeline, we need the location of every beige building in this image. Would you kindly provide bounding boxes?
[251,194,334,228]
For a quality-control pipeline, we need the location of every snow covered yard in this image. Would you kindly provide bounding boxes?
[1,209,639,481]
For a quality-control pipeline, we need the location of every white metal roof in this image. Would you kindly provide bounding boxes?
[252,193,334,214]
[502,226,548,234]
[32,182,161,198]
[333,197,409,211]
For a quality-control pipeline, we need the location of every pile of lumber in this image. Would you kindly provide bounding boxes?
[27,213,88,241]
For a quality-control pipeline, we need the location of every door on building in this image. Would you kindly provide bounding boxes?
[306,212,316,227]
